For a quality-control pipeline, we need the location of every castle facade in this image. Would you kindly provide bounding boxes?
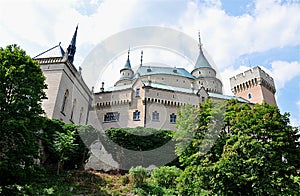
[34,27,277,131]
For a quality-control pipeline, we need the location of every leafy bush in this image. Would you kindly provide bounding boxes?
[151,166,182,189]
[129,166,149,187]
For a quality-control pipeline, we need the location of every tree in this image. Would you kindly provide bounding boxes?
[53,129,77,175]
[175,99,300,195]
[0,45,47,184]
[40,118,98,173]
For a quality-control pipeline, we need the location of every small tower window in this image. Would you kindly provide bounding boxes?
[152,111,159,121]
[170,113,177,123]
[133,110,140,121]
[248,93,252,99]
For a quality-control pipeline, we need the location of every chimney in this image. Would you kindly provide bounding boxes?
[100,82,104,92]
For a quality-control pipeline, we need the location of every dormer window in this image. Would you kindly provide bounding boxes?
[136,88,140,97]
[147,68,152,72]
[173,69,177,73]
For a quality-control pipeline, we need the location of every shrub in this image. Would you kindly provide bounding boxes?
[129,166,149,187]
[150,166,182,189]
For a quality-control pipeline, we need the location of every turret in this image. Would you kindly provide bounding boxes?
[120,48,134,80]
[191,32,223,94]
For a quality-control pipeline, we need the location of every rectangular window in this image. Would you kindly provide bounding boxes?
[104,112,120,122]
[170,113,177,123]
[136,88,140,97]
[201,96,205,102]
[133,110,140,121]
[152,111,159,121]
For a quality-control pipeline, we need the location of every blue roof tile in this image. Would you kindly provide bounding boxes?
[137,66,195,79]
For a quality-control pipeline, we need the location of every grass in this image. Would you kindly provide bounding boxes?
[0,170,135,196]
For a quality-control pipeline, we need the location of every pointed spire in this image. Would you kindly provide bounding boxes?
[140,50,143,67]
[194,31,212,69]
[66,25,78,64]
[127,47,130,60]
[120,48,132,72]
[198,31,203,51]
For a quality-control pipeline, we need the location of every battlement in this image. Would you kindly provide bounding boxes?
[230,66,275,92]
[230,66,276,94]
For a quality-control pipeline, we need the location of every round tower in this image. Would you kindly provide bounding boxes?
[120,49,134,79]
[191,32,223,94]
[230,66,276,105]
[115,49,134,86]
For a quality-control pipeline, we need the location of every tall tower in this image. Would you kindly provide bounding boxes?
[191,32,223,94]
[230,66,276,105]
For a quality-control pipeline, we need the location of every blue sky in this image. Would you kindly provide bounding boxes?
[1,0,300,126]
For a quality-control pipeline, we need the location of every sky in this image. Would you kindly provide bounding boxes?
[1,0,300,127]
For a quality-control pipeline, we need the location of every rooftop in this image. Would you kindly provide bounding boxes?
[33,44,65,59]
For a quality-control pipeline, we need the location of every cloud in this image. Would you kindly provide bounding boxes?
[263,61,300,89]
[178,0,300,70]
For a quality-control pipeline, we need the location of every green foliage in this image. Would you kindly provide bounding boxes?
[175,99,300,195]
[53,129,78,175]
[104,127,176,168]
[150,166,182,189]
[40,118,98,173]
[129,166,149,187]
[0,45,47,184]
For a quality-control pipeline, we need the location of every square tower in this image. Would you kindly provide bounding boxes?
[230,66,276,105]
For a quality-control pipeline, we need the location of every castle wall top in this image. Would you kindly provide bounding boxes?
[230,66,275,89]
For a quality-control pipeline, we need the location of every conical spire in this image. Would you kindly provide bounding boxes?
[194,31,212,69]
[66,25,78,64]
[120,48,132,72]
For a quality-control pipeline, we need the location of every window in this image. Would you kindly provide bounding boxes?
[61,90,69,114]
[248,93,252,99]
[136,88,140,97]
[152,111,159,121]
[170,113,177,123]
[202,96,205,102]
[104,112,120,122]
[133,110,140,121]
[79,107,84,124]
[70,99,76,121]
[162,77,164,80]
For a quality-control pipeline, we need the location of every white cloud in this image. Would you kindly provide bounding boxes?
[178,0,300,70]
[263,61,300,89]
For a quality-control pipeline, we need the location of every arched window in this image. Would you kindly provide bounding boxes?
[70,99,76,121]
[248,93,252,99]
[79,107,84,124]
[61,90,69,114]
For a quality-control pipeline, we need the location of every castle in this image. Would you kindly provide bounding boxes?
[33,27,277,131]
